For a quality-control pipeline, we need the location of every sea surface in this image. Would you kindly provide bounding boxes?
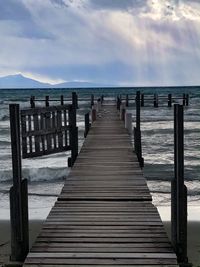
[0,87,199,220]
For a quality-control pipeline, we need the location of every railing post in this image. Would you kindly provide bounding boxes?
[68,101,78,167]
[134,91,144,168]
[60,95,64,105]
[125,112,132,135]
[97,98,101,112]
[154,93,158,107]
[168,94,172,107]
[72,92,78,109]
[172,104,191,267]
[141,94,144,107]
[183,93,186,106]
[101,95,104,104]
[92,105,97,122]
[84,112,90,138]
[45,96,49,107]
[91,94,94,108]
[9,104,29,262]
[117,96,121,110]
[126,94,129,107]
[120,103,125,121]
[186,94,189,106]
[30,96,35,108]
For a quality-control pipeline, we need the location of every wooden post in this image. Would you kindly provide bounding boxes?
[125,112,132,135]
[154,93,158,107]
[60,95,64,105]
[30,96,35,108]
[171,104,178,252]
[101,95,104,104]
[126,94,129,107]
[9,104,29,262]
[135,91,144,168]
[120,104,125,121]
[168,94,172,107]
[172,104,191,266]
[117,96,121,110]
[91,94,94,108]
[141,94,144,107]
[68,104,78,167]
[136,91,140,131]
[84,112,90,138]
[45,96,49,107]
[92,106,97,122]
[97,98,101,112]
[72,92,78,109]
[183,93,186,106]
[186,94,189,106]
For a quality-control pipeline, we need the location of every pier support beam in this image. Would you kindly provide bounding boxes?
[125,112,132,135]
[171,104,192,267]
[9,104,29,263]
[134,91,144,168]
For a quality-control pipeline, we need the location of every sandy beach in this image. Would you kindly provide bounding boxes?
[0,220,199,266]
[0,220,43,266]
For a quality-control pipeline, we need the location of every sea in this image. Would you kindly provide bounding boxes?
[0,87,199,221]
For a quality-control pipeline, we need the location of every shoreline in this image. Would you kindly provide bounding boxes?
[0,220,199,266]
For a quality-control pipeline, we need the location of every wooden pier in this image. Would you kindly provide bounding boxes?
[22,101,178,266]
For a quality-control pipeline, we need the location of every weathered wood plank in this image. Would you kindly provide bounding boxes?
[23,102,177,267]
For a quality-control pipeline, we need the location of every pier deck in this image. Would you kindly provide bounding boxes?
[23,102,177,266]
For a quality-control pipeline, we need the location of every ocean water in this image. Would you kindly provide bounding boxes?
[0,87,199,220]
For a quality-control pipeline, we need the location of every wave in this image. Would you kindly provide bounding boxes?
[0,166,70,182]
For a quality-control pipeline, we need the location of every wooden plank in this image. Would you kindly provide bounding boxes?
[23,102,177,266]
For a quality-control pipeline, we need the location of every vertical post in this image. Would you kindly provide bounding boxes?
[72,92,78,109]
[141,94,144,107]
[171,104,178,252]
[136,91,140,131]
[91,94,94,108]
[120,104,125,121]
[168,94,172,107]
[92,106,97,122]
[101,95,104,104]
[45,96,49,107]
[97,98,101,112]
[60,95,64,105]
[68,103,78,167]
[154,93,158,107]
[30,96,35,108]
[126,94,129,107]
[84,112,90,138]
[9,104,29,262]
[186,94,189,106]
[135,91,144,168]
[183,93,186,106]
[172,104,190,266]
[125,112,132,135]
[117,96,121,110]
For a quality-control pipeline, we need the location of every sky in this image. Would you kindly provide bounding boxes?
[0,0,200,86]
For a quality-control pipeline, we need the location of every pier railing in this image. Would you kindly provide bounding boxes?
[8,92,102,263]
[119,93,189,107]
[117,92,191,267]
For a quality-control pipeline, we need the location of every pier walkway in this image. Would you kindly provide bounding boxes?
[23,102,177,266]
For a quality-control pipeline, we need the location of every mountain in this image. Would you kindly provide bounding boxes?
[0,74,111,89]
[0,74,50,88]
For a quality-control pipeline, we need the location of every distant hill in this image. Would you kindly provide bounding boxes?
[0,74,110,88]
[0,74,50,88]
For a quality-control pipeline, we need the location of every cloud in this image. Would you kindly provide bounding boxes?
[0,0,200,85]
[0,0,31,21]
